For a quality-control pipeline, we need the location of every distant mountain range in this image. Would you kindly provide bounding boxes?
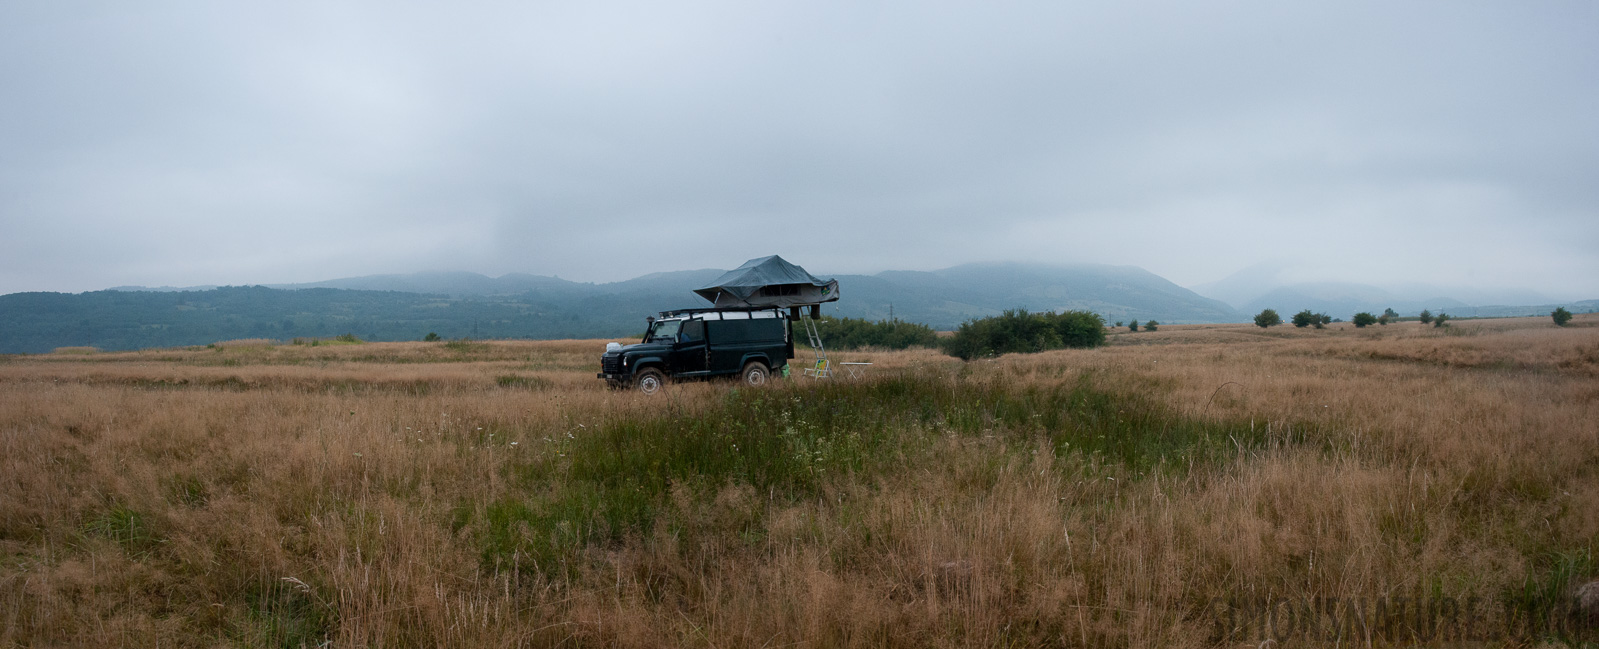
[5,263,1234,353]
[830,264,1238,326]
[1187,261,1582,320]
[3,262,1590,354]
[249,263,1241,327]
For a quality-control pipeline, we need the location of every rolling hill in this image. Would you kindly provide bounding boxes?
[1,263,1243,353]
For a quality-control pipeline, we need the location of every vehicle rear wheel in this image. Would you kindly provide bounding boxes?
[635,368,666,395]
[741,361,769,387]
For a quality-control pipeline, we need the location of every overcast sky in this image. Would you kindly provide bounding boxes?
[2,2,1596,299]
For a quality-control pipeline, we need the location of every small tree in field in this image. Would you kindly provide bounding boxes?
[1419,309,1433,325]
[1254,309,1281,328]
[1352,312,1377,328]
[1433,313,1449,327]
[1552,307,1573,327]
[1145,320,1159,332]
[1383,307,1399,319]
[943,309,1106,360]
[1129,320,1139,332]
[1318,313,1332,327]
[1291,310,1316,328]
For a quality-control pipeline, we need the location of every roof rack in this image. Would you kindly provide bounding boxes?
[657,305,784,318]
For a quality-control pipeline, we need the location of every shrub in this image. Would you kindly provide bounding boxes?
[1552,307,1572,327]
[943,309,1106,360]
[1419,309,1433,325]
[816,316,938,350]
[1292,310,1316,328]
[1128,320,1139,332]
[1254,309,1281,328]
[1383,307,1399,319]
[1352,312,1377,328]
[1434,313,1449,327]
[1377,314,1391,325]
[424,332,441,342]
[1145,320,1159,332]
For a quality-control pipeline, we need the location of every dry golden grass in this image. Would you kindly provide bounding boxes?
[2,318,1596,646]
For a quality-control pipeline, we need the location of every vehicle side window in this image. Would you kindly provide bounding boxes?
[705,318,783,343]
[680,319,704,342]
[649,320,681,340]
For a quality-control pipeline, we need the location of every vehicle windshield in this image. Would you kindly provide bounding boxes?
[646,319,683,341]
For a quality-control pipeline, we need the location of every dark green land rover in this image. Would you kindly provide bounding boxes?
[598,307,795,394]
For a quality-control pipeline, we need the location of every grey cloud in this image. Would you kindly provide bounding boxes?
[2,1,1595,299]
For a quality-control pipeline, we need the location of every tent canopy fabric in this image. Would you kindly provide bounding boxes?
[694,255,839,308]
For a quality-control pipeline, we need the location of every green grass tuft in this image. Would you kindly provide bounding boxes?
[495,374,554,390]
[83,505,158,555]
[241,578,336,648]
[474,371,1266,574]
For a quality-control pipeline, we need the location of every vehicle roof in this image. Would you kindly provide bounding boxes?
[657,306,784,318]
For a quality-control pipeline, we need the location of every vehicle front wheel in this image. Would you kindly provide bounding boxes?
[635,368,667,395]
[741,361,769,387]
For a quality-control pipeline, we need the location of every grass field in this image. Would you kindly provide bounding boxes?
[2,315,1596,647]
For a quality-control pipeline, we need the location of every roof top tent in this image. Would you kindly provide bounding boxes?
[694,255,839,311]
[695,255,840,378]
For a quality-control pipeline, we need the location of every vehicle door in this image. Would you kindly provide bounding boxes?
[672,317,709,375]
[705,316,750,374]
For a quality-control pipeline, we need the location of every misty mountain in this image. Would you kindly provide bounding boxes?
[106,284,220,292]
[1187,260,1292,308]
[274,263,1239,327]
[272,271,593,297]
[828,263,1240,328]
[1192,262,1561,319]
[110,263,1238,329]
[7,263,1243,353]
[0,285,699,355]
[14,264,1587,354]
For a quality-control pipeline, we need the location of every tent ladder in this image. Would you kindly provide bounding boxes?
[800,313,830,378]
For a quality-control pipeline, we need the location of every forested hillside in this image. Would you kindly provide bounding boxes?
[3,263,1244,352]
[0,287,671,354]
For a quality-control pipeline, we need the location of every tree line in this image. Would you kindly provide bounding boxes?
[1252,306,1579,330]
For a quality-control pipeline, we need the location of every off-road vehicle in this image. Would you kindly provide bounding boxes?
[598,307,794,394]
